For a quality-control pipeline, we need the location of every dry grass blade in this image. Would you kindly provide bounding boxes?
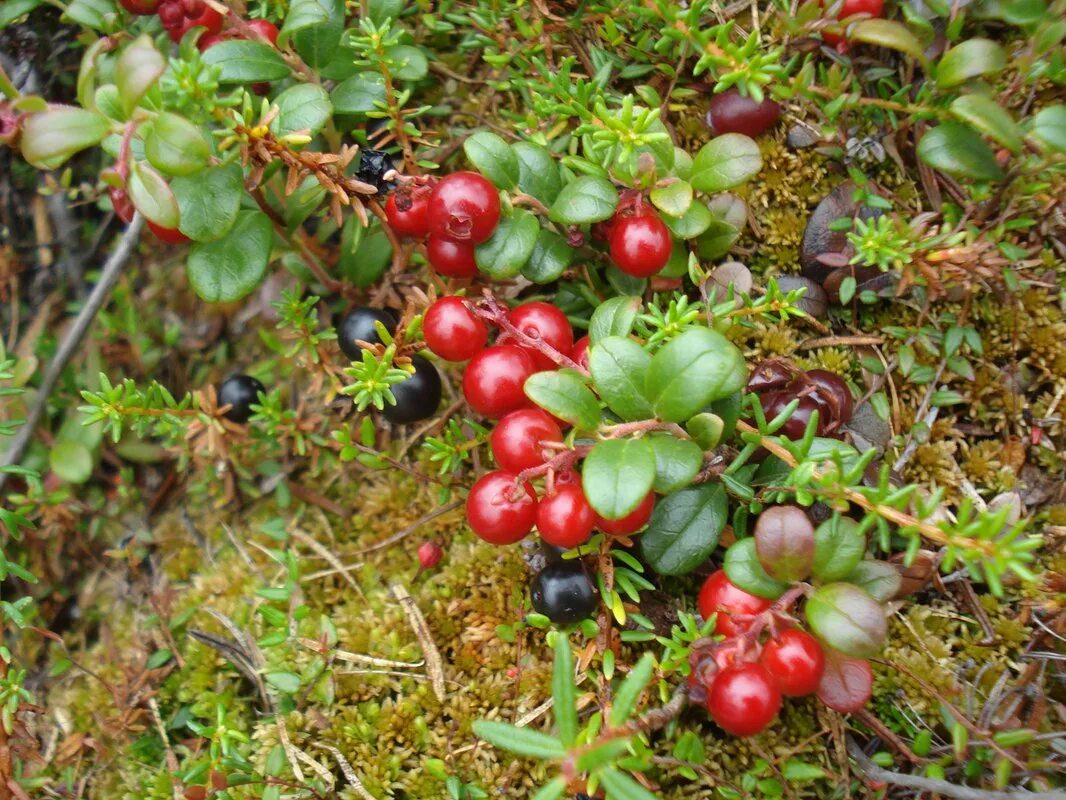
[390,583,446,700]
[317,744,377,800]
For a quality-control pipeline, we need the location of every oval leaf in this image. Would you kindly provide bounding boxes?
[523,370,601,431]
[522,228,573,284]
[647,434,703,495]
[463,131,520,190]
[588,296,641,344]
[690,133,762,194]
[661,199,712,240]
[817,649,873,713]
[475,209,539,278]
[645,328,747,423]
[548,176,619,225]
[812,515,867,582]
[144,112,210,177]
[649,180,693,218]
[723,537,790,599]
[331,71,387,115]
[588,336,654,421]
[513,141,563,204]
[936,38,1006,88]
[128,161,179,228]
[844,560,902,603]
[950,94,1023,153]
[1031,104,1066,153]
[171,163,244,242]
[270,84,332,138]
[582,438,656,520]
[187,210,274,302]
[201,39,291,83]
[115,35,165,115]
[21,106,111,170]
[641,482,727,576]
[850,19,929,67]
[805,583,887,659]
[754,505,815,583]
[917,121,1005,182]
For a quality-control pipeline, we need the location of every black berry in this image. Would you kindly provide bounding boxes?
[218,374,265,423]
[356,148,396,194]
[382,356,442,424]
[337,307,397,360]
[530,562,598,625]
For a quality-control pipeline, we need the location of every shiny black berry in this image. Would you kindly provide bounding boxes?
[337,307,397,360]
[530,562,598,625]
[356,148,396,193]
[382,356,442,425]
[218,374,265,423]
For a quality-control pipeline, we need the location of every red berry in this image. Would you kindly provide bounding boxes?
[119,0,161,14]
[147,220,190,244]
[706,89,782,138]
[158,0,184,28]
[466,471,537,545]
[385,188,431,239]
[417,541,443,569]
[504,302,574,371]
[245,18,279,45]
[823,0,885,44]
[697,570,772,638]
[423,297,488,361]
[427,234,478,278]
[162,0,222,43]
[490,408,562,473]
[609,211,672,277]
[706,663,781,737]
[462,345,537,418]
[596,491,655,536]
[109,187,135,224]
[197,32,227,51]
[760,629,825,697]
[427,171,500,244]
[570,336,590,371]
[536,485,596,549]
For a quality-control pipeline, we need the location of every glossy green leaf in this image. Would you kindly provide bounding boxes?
[201,39,290,83]
[548,176,619,225]
[582,438,657,520]
[640,482,727,576]
[270,84,332,138]
[661,199,712,239]
[647,434,703,494]
[685,412,724,449]
[844,560,902,603]
[1031,104,1066,152]
[805,583,887,659]
[950,94,1023,153]
[171,163,243,242]
[522,228,573,284]
[812,516,868,582]
[649,180,693,218]
[115,35,165,115]
[385,44,429,80]
[187,211,274,303]
[285,0,343,68]
[552,635,577,746]
[144,112,210,177]
[21,106,111,170]
[330,72,387,115]
[645,328,746,422]
[936,38,1006,88]
[588,336,654,421]
[690,134,762,193]
[513,141,563,204]
[850,19,929,66]
[463,131,520,190]
[588,296,641,344]
[472,721,566,760]
[524,370,601,431]
[723,538,789,599]
[128,160,178,227]
[917,122,1004,181]
[475,209,539,278]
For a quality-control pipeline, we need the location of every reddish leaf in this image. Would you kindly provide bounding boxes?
[817,649,872,713]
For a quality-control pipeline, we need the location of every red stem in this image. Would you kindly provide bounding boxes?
[468,292,588,374]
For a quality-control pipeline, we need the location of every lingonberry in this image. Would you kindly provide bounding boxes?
[336,307,397,360]
[423,296,487,362]
[530,561,598,624]
[147,220,190,244]
[245,18,279,45]
[706,88,782,138]
[504,301,574,370]
[417,541,443,570]
[462,345,537,418]
[196,32,227,51]
[119,0,161,14]
[385,187,431,239]
[490,408,562,472]
[697,570,772,637]
[158,0,223,42]
[426,171,500,244]
[596,491,655,535]
[823,0,885,45]
[465,470,538,545]
[382,356,441,425]
[570,336,590,372]
[609,211,672,277]
[109,187,135,224]
[426,234,478,278]
[218,374,265,423]
[705,663,781,737]
[536,485,596,549]
[760,629,826,697]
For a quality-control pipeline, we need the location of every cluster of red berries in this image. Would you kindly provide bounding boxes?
[691,571,832,737]
[595,194,674,278]
[746,358,854,439]
[421,295,655,550]
[385,172,501,278]
[117,0,223,42]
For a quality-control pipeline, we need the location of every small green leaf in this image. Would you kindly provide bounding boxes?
[522,228,574,284]
[1031,104,1066,153]
[850,19,929,67]
[805,583,887,659]
[21,106,111,170]
[285,0,343,68]
[582,438,657,520]
[609,652,655,727]
[936,38,1007,88]
[950,94,1023,153]
[812,516,867,582]
[171,163,244,242]
[128,160,179,228]
[598,767,660,800]
[144,112,210,177]
[686,412,724,449]
[50,440,93,484]
[649,180,693,218]
[640,482,727,576]
[530,778,568,800]
[645,328,746,423]
[690,134,762,193]
[187,210,274,303]
[264,671,301,694]
[463,131,520,190]
[661,200,712,240]
[472,721,566,760]
[548,176,619,225]
[524,370,601,431]
[723,538,789,599]
[647,434,703,495]
[588,296,641,344]
[115,35,165,115]
[475,209,539,278]
[782,760,826,782]
[201,39,291,83]
[917,122,1005,182]
[385,44,429,80]
[270,84,332,138]
[513,141,563,205]
[844,560,901,602]
[552,635,577,746]
[588,336,654,421]
[330,72,387,115]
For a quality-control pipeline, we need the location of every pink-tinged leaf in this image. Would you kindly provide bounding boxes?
[754,505,814,583]
[817,649,872,713]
